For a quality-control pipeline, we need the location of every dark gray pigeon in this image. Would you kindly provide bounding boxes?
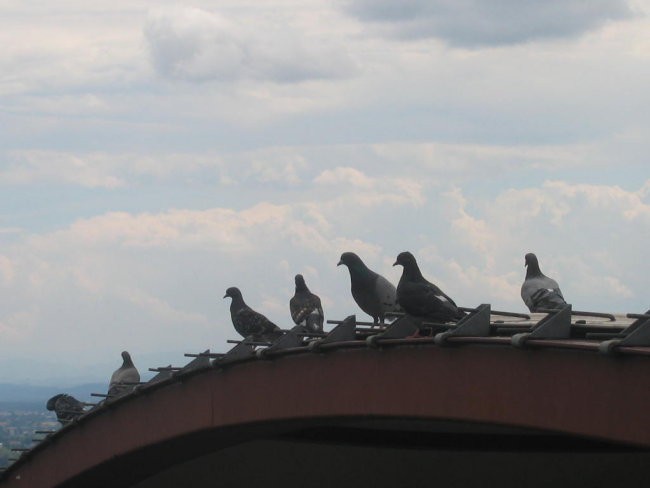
[337,252,400,324]
[224,287,283,341]
[46,394,85,424]
[108,351,140,399]
[521,253,567,312]
[393,251,465,323]
[290,274,324,333]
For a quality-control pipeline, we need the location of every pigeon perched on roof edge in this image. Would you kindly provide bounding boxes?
[337,252,400,325]
[393,251,465,323]
[290,274,324,333]
[224,287,283,342]
[108,351,140,399]
[46,394,85,424]
[520,252,567,312]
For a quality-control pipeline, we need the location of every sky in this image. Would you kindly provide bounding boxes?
[0,0,649,385]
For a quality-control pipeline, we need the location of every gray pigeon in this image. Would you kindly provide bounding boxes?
[521,253,567,312]
[108,351,140,399]
[393,251,465,323]
[290,274,324,333]
[224,287,283,341]
[46,394,85,424]
[337,252,400,324]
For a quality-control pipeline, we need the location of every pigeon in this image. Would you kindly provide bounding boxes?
[46,394,85,424]
[108,351,140,399]
[393,251,465,323]
[224,287,283,342]
[289,274,324,333]
[337,252,400,324]
[521,253,567,312]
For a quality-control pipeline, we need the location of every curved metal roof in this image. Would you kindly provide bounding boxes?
[2,307,650,487]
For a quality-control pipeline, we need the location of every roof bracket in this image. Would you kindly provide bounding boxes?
[178,350,211,374]
[366,315,419,348]
[599,310,650,354]
[214,342,255,365]
[621,310,650,335]
[147,365,174,385]
[512,304,572,347]
[309,315,357,351]
[434,304,491,345]
[257,328,303,358]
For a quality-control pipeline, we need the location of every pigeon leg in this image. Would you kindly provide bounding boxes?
[406,328,423,339]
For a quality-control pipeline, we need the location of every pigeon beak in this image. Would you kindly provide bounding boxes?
[336,260,343,266]
[392,260,398,266]
[223,294,228,299]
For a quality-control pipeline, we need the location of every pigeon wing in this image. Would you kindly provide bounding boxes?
[374,275,399,313]
[110,364,140,387]
[53,395,84,422]
[108,354,140,399]
[424,279,459,308]
[306,296,325,332]
[235,307,280,338]
[289,295,303,324]
[290,293,321,326]
[289,293,324,331]
[521,275,566,312]
[529,288,567,311]
[400,281,461,320]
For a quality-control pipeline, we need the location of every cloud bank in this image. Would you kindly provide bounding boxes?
[346,0,635,46]
[1,171,648,382]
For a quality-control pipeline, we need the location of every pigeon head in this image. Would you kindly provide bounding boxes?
[295,274,308,291]
[223,287,243,300]
[121,351,134,367]
[393,251,417,268]
[337,252,365,270]
[524,253,538,267]
[524,253,543,277]
[46,394,64,411]
[393,251,424,280]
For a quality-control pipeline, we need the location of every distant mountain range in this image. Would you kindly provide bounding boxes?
[0,382,106,404]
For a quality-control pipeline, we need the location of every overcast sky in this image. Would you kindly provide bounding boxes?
[1,0,649,385]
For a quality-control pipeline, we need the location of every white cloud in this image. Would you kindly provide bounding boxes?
[543,181,650,222]
[36,203,302,252]
[490,181,650,228]
[314,166,375,188]
[0,6,146,97]
[122,287,209,325]
[369,141,602,174]
[240,148,309,185]
[451,181,650,309]
[0,255,15,284]
[445,260,521,304]
[144,6,357,82]
[0,149,303,188]
[443,187,499,268]
[0,309,39,342]
[0,150,126,188]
